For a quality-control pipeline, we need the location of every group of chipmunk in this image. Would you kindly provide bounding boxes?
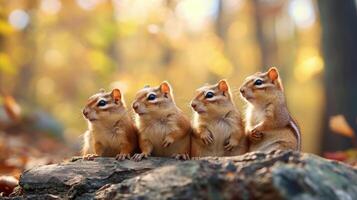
[81,67,301,161]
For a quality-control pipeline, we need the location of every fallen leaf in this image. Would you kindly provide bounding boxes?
[3,95,21,122]
[324,151,348,161]
[0,175,18,196]
[329,115,355,138]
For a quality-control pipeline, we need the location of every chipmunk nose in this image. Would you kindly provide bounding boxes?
[82,109,89,117]
[191,102,197,109]
[132,102,139,110]
[240,88,245,94]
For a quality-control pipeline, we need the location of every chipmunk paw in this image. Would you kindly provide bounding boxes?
[115,153,131,161]
[131,153,149,162]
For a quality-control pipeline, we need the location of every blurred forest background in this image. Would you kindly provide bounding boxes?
[1,0,357,184]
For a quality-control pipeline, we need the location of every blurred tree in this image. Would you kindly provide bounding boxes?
[318,0,357,151]
[251,0,282,69]
[13,1,38,103]
[215,0,225,40]
[0,15,4,92]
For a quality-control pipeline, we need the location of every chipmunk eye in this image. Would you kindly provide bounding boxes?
[205,91,214,99]
[254,79,263,86]
[147,93,156,101]
[97,100,107,107]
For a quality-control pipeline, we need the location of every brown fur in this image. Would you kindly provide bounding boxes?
[132,82,191,161]
[82,89,138,160]
[190,80,247,157]
[240,67,301,152]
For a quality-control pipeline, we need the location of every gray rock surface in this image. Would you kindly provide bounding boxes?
[11,151,357,200]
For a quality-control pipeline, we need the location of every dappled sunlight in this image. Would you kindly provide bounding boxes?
[7,9,29,30]
[294,47,324,82]
[40,0,62,15]
[175,0,218,31]
[288,0,316,29]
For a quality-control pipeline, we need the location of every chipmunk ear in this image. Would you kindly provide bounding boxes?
[267,67,284,91]
[111,88,121,102]
[267,67,279,81]
[160,81,171,94]
[218,79,229,92]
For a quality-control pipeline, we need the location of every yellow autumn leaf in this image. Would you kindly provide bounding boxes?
[329,115,355,138]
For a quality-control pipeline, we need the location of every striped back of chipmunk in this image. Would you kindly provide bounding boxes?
[288,118,301,151]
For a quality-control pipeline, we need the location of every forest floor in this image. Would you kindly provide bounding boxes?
[0,130,75,196]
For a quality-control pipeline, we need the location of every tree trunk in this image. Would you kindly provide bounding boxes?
[251,0,279,70]
[13,1,38,103]
[215,0,225,40]
[318,0,357,151]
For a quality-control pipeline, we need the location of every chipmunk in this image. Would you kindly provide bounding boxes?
[190,80,247,157]
[131,81,191,161]
[82,88,138,160]
[240,67,301,152]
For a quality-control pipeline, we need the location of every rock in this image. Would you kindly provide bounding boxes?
[10,151,357,200]
[17,157,177,199]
